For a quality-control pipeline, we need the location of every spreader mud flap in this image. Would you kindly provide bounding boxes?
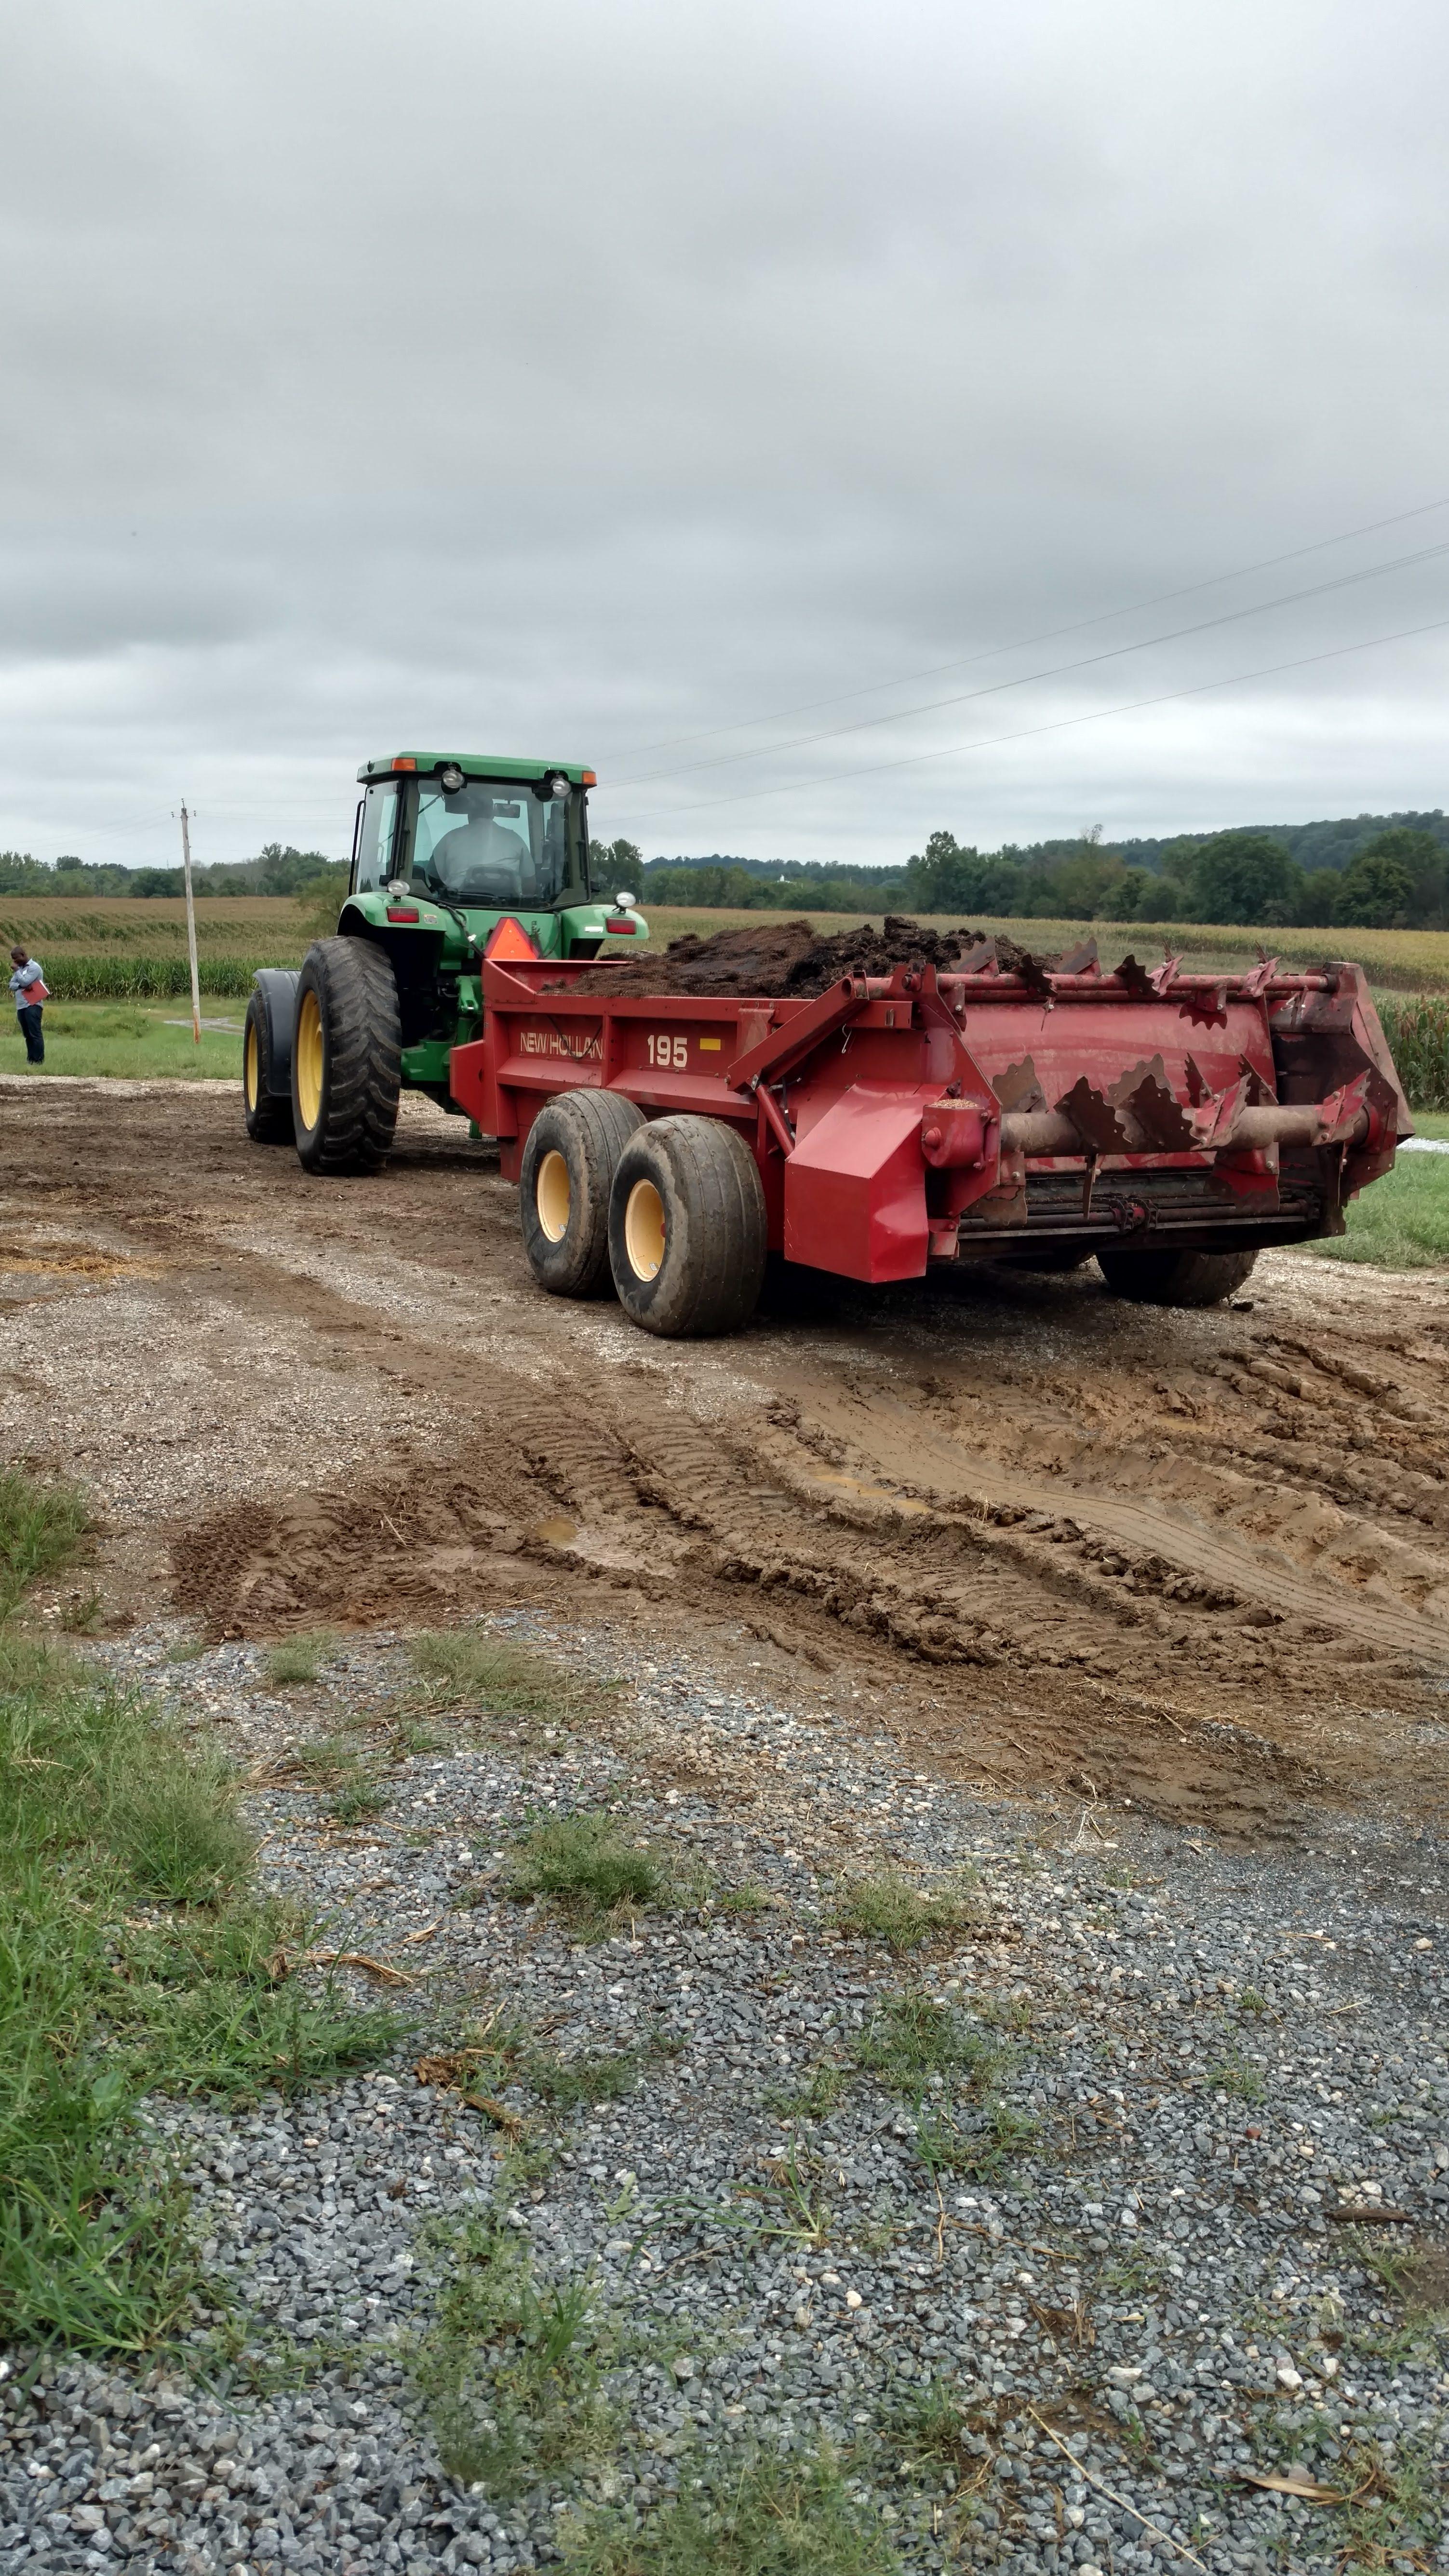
[252,969,301,1098]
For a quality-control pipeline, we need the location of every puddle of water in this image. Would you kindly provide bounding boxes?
[528,1516,578,1546]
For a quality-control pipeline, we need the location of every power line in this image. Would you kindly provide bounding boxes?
[605,490,1449,768]
[614,610,1449,827]
[611,534,1449,791]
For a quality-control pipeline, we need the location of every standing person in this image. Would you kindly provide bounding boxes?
[8,947,47,1065]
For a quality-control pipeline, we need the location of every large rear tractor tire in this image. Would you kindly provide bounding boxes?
[291,939,402,1176]
[520,1091,646,1296]
[1096,1246,1258,1307]
[608,1115,767,1337]
[242,991,294,1144]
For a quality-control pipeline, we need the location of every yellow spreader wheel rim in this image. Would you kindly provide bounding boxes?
[624,1178,666,1282]
[244,1021,259,1110]
[536,1149,571,1243]
[296,988,324,1131]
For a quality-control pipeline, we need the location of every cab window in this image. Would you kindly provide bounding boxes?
[353,782,400,892]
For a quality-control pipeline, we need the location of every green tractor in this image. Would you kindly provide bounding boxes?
[242,753,645,1172]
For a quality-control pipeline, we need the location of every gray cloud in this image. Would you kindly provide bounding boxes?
[1,0,1447,870]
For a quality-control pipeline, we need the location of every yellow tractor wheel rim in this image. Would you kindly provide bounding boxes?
[244,1020,259,1110]
[624,1178,666,1282]
[536,1149,571,1242]
[296,989,324,1131]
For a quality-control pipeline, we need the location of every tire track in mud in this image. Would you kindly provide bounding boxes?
[10,1080,1446,1842]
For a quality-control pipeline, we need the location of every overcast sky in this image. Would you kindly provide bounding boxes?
[3,0,1447,873]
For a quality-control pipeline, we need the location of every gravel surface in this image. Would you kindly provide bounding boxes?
[2,1614,1446,2575]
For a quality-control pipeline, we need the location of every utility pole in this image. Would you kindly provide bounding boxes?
[179,801,201,1046]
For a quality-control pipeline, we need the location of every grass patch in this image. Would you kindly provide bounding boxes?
[506,1811,670,1928]
[832,1868,982,1951]
[0,1470,89,1620]
[1306,1107,1449,1270]
[853,1992,1038,2180]
[854,1993,997,2097]
[272,1729,389,1825]
[262,1629,337,1688]
[2,996,249,1077]
[715,1881,773,1916]
[765,2062,849,2122]
[914,2098,1041,2181]
[530,2047,640,2109]
[1204,2054,1266,2103]
[410,1626,619,1731]
[0,1476,395,2353]
[413,2193,614,2498]
[559,2442,900,2575]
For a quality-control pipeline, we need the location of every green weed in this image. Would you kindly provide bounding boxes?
[764,2062,849,2122]
[1236,1986,1269,2017]
[1204,2055,1266,2103]
[741,2144,835,2250]
[107,1751,255,1903]
[0,1470,88,1619]
[832,1868,982,1951]
[506,1812,670,1926]
[530,2048,640,2109]
[854,1993,998,2098]
[411,1627,618,1728]
[715,1882,773,1916]
[413,2201,613,2497]
[914,2099,1040,2181]
[0,1474,395,2354]
[262,1630,336,1688]
[880,2381,974,2477]
[559,2442,900,2575]
[278,1731,388,1825]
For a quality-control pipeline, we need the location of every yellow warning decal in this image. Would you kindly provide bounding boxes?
[699,1037,722,1051]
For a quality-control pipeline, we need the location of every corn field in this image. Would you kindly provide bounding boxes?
[27,930,1449,1108]
[1379,995,1449,1112]
[41,955,279,1000]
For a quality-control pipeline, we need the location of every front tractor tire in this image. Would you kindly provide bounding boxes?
[291,938,402,1176]
[242,990,294,1144]
[520,1091,646,1297]
[608,1114,767,1338]
[1096,1245,1258,1307]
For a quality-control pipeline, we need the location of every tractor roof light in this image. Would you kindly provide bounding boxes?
[391,755,417,771]
[438,762,465,792]
[542,771,570,801]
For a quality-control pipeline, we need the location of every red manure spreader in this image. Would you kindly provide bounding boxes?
[446,934,1410,1337]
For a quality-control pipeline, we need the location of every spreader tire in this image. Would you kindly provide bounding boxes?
[520,1091,646,1297]
[608,1115,767,1338]
[1096,1246,1258,1307]
[291,938,402,1176]
[242,990,294,1144]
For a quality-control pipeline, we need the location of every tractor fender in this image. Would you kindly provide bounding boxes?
[251,968,302,1098]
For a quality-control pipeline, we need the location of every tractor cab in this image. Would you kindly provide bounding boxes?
[242,750,646,1165]
[341,753,644,1097]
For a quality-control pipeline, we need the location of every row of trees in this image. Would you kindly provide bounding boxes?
[0,844,340,899]
[619,817,1449,929]
[903,823,1449,928]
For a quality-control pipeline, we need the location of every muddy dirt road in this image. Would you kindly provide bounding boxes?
[4,1076,1448,1846]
